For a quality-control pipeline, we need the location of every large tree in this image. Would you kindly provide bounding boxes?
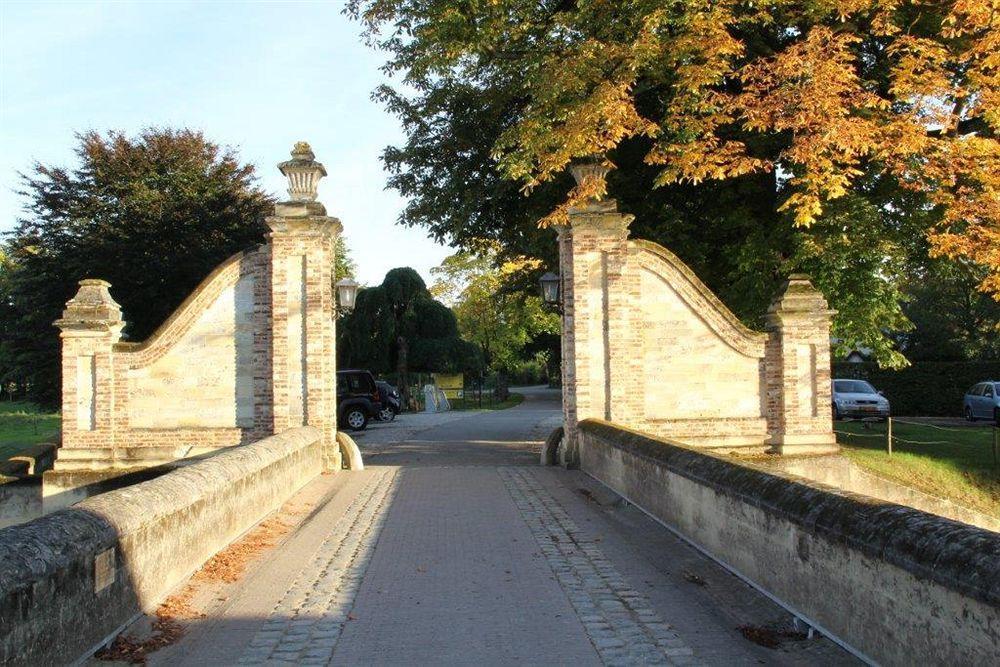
[2,129,273,404]
[338,267,479,403]
[431,248,560,373]
[0,249,18,399]
[900,258,1000,361]
[349,0,999,367]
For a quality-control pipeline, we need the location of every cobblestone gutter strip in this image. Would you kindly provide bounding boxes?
[238,468,399,665]
[498,467,701,667]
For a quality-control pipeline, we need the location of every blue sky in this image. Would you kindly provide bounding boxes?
[0,0,453,285]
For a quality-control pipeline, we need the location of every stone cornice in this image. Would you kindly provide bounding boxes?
[266,215,343,238]
[568,208,634,237]
[765,274,837,328]
[54,279,124,336]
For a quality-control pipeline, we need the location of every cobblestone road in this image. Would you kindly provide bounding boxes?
[156,387,855,666]
[499,467,697,666]
[238,469,399,665]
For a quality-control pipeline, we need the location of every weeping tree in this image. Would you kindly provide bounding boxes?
[338,267,480,404]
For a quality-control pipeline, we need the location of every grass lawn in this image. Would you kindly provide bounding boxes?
[0,402,61,461]
[488,392,525,410]
[835,419,1000,518]
[450,392,526,411]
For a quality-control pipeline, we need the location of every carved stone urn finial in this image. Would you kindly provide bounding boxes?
[569,160,612,193]
[291,141,314,160]
[567,159,620,216]
[278,141,327,202]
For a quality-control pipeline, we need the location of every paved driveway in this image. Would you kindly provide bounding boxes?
[152,387,854,666]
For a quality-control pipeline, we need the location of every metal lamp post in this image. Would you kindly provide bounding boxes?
[335,278,359,316]
[539,272,561,313]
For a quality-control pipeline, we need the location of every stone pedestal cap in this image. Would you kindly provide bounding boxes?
[54,279,124,332]
[766,274,836,323]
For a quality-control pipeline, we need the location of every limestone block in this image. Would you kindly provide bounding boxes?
[336,431,364,471]
[127,275,256,429]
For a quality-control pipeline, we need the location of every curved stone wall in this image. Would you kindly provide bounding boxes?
[557,195,836,456]
[121,250,262,431]
[633,241,769,444]
[51,145,345,499]
[633,241,766,357]
[55,248,273,475]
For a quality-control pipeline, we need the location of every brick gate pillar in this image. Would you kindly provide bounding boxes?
[53,279,125,453]
[558,163,637,467]
[267,142,342,470]
[764,274,839,455]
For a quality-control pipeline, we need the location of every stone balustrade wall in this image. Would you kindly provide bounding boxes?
[577,419,1000,666]
[0,426,323,666]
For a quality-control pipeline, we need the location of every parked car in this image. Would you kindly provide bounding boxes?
[831,379,890,420]
[375,381,401,422]
[963,381,1000,423]
[337,369,381,431]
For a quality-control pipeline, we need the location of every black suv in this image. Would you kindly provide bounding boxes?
[337,370,382,431]
[375,380,402,421]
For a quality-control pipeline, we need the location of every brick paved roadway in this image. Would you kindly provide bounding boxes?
[156,388,855,666]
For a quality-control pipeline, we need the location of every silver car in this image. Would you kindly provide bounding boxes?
[832,379,890,420]
[963,381,999,422]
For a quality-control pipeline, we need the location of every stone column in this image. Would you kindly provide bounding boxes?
[764,274,839,455]
[53,279,125,453]
[558,163,636,467]
[46,279,127,509]
[268,142,342,470]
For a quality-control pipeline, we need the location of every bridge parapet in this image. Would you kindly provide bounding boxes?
[577,419,1000,665]
[0,426,323,666]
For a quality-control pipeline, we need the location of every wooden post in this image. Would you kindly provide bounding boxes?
[887,417,893,457]
[993,426,998,467]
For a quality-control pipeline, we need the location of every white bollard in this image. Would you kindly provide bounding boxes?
[423,384,438,413]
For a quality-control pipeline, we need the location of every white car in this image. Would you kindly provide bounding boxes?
[832,379,890,421]
[963,382,999,422]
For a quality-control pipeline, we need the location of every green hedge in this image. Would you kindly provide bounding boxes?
[832,361,1000,417]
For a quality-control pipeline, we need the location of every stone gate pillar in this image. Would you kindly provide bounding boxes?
[53,279,125,453]
[558,163,639,467]
[268,143,342,470]
[765,275,839,455]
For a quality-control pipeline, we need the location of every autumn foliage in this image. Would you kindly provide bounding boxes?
[350,0,999,296]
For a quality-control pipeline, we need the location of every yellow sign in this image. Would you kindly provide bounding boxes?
[433,373,464,399]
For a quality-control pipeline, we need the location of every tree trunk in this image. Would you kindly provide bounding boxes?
[397,335,411,409]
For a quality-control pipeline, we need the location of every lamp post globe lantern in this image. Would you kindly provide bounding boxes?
[539,272,560,307]
[336,278,359,314]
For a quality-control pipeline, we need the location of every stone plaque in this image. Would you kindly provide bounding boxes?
[94,548,115,593]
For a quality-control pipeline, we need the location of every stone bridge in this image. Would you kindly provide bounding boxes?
[0,146,996,666]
